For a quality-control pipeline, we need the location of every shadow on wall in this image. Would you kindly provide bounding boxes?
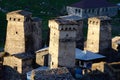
[3,65,24,80]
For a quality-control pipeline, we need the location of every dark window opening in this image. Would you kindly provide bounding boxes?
[18,19,20,21]
[9,18,11,20]
[75,9,77,13]
[16,32,18,34]
[66,34,68,37]
[52,62,54,65]
[14,18,16,21]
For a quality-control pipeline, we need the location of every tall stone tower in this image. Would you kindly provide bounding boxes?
[59,15,84,49]
[32,17,42,51]
[5,10,42,55]
[86,16,111,53]
[49,19,78,68]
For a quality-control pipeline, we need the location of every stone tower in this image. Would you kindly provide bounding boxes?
[32,17,42,51]
[48,19,78,68]
[86,16,111,53]
[59,15,84,49]
[5,10,42,55]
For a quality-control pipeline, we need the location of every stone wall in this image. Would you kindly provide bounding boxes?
[3,56,22,73]
[34,67,75,80]
[32,17,42,51]
[112,36,120,51]
[49,19,78,68]
[36,48,49,66]
[92,62,105,72]
[67,6,118,18]
[4,10,42,54]
[86,16,111,53]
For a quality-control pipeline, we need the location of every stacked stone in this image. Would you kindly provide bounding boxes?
[34,67,75,80]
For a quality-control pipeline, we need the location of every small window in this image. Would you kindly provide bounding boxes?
[16,32,18,34]
[66,34,68,37]
[52,62,54,65]
[14,18,16,21]
[18,19,20,21]
[9,18,11,20]
[78,9,81,13]
[75,9,77,13]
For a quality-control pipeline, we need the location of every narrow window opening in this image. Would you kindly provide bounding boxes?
[52,62,54,65]
[66,34,68,37]
[18,19,20,21]
[14,18,16,21]
[16,32,18,34]
[9,18,11,20]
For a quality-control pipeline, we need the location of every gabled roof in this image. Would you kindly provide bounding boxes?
[69,0,116,9]
[75,48,105,61]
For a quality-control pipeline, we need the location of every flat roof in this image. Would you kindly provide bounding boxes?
[69,0,116,9]
[13,52,34,60]
[7,10,32,16]
[75,48,105,61]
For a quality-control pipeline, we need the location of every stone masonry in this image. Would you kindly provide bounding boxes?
[3,10,42,79]
[48,18,78,68]
[86,16,111,53]
[59,15,84,49]
[5,10,42,55]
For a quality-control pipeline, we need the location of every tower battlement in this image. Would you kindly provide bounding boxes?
[49,19,78,31]
[6,10,32,22]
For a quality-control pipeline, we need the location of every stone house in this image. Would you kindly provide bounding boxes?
[3,53,34,74]
[36,47,49,67]
[67,0,118,18]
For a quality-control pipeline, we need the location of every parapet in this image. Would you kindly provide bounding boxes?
[7,10,32,21]
[88,16,111,25]
[49,18,78,31]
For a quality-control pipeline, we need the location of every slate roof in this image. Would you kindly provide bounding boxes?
[34,67,75,80]
[13,52,34,60]
[70,0,116,9]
